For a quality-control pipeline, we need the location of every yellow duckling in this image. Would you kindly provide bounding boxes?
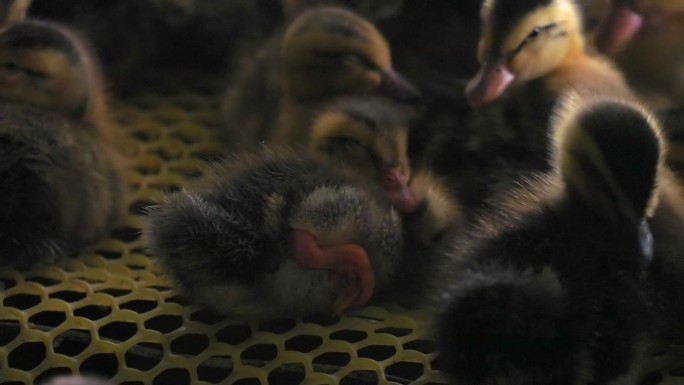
[465,0,631,107]
[222,6,418,150]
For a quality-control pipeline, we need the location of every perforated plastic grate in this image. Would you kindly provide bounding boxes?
[0,87,456,385]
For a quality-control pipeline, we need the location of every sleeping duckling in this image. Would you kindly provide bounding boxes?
[0,103,124,269]
[0,19,113,138]
[222,6,418,150]
[144,150,461,318]
[596,0,684,108]
[309,96,422,213]
[0,0,30,27]
[434,94,684,385]
[465,0,631,107]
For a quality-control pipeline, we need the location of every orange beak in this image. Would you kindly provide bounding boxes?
[383,167,421,213]
[596,3,643,55]
[465,59,515,107]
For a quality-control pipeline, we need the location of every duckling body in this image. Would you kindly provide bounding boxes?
[434,95,684,385]
[221,7,418,151]
[145,151,461,318]
[0,103,123,268]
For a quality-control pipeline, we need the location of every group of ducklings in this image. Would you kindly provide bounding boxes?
[146,0,684,384]
[2,0,684,384]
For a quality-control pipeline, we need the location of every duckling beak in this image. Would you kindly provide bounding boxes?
[384,167,421,213]
[596,3,643,55]
[465,60,515,107]
[380,69,422,102]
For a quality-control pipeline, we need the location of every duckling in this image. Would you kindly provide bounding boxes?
[0,103,124,269]
[434,94,684,385]
[425,0,636,217]
[0,19,113,139]
[144,150,461,318]
[309,96,422,213]
[596,0,684,108]
[465,0,631,107]
[221,6,419,151]
[0,0,30,27]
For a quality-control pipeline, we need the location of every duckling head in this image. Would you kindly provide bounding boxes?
[551,92,663,226]
[0,20,105,121]
[466,0,585,107]
[0,0,31,27]
[281,7,419,103]
[310,96,421,213]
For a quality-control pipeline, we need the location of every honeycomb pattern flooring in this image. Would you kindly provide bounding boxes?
[1,85,684,385]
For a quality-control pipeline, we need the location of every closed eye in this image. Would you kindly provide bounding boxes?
[313,52,374,69]
[0,61,50,79]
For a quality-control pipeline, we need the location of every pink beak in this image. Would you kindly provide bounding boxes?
[380,69,422,102]
[596,4,643,55]
[383,167,421,213]
[465,60,515,108]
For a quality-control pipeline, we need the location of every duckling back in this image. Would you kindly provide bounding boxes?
[435,95,667,385]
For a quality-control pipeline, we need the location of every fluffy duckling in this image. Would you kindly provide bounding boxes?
[434,94,684,385]
[0,19,112,138]
[0,0,30,27]
[0,103,124,269]
[222,6,419,150]
[596,0,684,108]
[309,96,422,213]
[465,0,631,108]
[144,150,461,318]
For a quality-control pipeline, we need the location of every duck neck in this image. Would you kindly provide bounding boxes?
[546,31,588,81]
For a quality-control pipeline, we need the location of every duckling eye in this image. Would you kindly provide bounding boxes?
[0,61,49,79]
[340,53,369,68]
[1,61,20,71]
[527,27,541,40]
[329,136,363,147]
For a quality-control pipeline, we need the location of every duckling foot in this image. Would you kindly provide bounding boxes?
[289,229,375,315]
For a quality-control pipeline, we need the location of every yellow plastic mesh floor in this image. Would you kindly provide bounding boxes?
[1,82,684,385]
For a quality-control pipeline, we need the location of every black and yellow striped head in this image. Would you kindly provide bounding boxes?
[310,96,420,212]
[281,7,418,102]
[466,0,584,106]
[552,93,663,223]
[0,20,105,121]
